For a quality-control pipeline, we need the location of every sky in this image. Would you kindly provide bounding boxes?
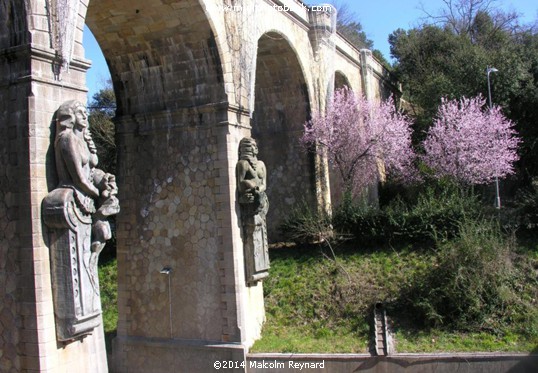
[83,0,538,100]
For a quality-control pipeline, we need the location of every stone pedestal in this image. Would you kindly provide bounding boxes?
[241,210,270,284]
[43,188,102,341]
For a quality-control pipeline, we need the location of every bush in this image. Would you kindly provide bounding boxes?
[279,201,332,244]
[332,203,387,247]
[515,177,538,231]
[333,180,483,247]
[400,218,519,331]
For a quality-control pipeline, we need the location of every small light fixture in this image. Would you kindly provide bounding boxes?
[486,66,501,209]
[159,266,173,338]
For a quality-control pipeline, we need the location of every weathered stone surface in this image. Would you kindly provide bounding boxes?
[247,353,538,373]
[236,138,270,284]
[42,100,120,341]
[1,1,398,372]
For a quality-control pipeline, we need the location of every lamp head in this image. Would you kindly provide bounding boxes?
[160,267,172,275]
[487,67,498,74]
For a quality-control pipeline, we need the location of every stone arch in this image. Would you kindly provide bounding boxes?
[335,70,351,91]
[251,31,314,240]
[86,0,229,116]
[82,4,253,369]
[0,0,28,49]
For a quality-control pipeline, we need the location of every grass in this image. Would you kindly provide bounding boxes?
[98,257,118,352]
[393,330,536,353]
[251,241,538,353]
[97,240,538,354]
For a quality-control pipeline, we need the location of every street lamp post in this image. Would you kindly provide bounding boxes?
[487,66,501,209]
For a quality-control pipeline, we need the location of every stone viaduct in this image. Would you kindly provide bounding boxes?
[0,0,398,371]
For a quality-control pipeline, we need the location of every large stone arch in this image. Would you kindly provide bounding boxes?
[335,70,351,90]
[84,1,264,372]
[86,0,231,115]
[251,31,314,240]
[0,0,259,372]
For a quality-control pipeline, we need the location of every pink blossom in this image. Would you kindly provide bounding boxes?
[422,95,520,185]
[301,87,416,196]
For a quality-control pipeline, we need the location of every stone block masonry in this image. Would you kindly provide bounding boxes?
[1,0,399,372]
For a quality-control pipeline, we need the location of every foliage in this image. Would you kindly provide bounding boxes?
[330,1,391,67]
[331,1,373,50]
[88,84,118,258]
[98,258,118,334]
[333,179,483,246]
[278,201,332,244]
[254,245,432,353]
[88,85,116,174]
[420,0,520,41]
[398,218,529,332]
[372,49,392,70]
[252,243,537,353]
[422,95,520,184]
[301,87,415,197]
[511,30,538,180]
[392,329,536,353]
[515,177,538,231]
[389,3,538,182]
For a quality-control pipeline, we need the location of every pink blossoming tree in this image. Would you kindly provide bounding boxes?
[301,87,416,197]
[422,95,520,185]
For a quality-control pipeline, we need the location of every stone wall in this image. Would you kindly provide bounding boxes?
[247,353,538,373]
[0,53,24,373]
[113,105,268,371]
[0,2,29,371]
[115,108,230,341]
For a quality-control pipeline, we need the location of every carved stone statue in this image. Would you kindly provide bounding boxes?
[236,137,270,284]
[42,100,120,341]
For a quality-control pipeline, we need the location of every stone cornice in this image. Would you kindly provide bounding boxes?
[0,44,91,92]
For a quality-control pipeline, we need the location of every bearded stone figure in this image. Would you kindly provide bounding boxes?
[236,137,270,284]
[42,100,120,341]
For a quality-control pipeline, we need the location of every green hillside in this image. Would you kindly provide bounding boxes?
[251,241,538,353]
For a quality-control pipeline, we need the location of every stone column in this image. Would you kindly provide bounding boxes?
[0,32,109,373]
[360,49,375,101]
[0,1,112,371]
[360,48,383,201]
[112,104,264,373]
[308,4,337,218]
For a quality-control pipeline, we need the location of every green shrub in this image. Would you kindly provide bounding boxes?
[387,182,482,243]
[333,180,483,247]
[332,203,387,246]
[400,218,519,331]
[279,201,332,244]
[98,258,118,333]
[515,177,538,231]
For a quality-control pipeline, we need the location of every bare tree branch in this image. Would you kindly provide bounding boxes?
[419,0,520,39]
